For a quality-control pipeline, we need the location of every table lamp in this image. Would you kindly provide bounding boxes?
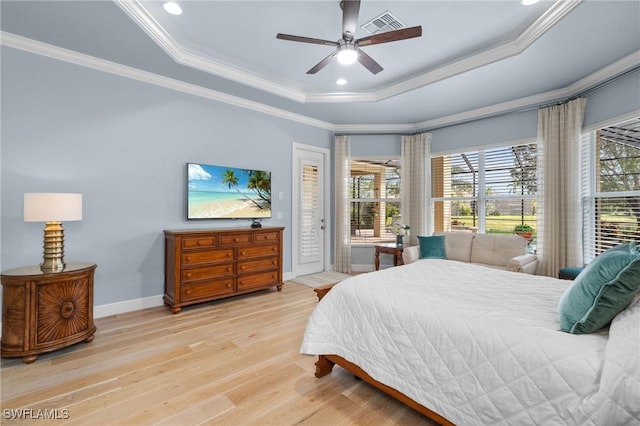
[24,193,83,273]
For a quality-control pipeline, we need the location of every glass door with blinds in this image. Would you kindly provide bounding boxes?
[292,145,327,276]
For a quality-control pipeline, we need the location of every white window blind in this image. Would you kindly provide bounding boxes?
[301,163,320,258]
[582,117,640,261]
[431,143,538,242]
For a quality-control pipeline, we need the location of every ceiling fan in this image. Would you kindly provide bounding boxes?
[276,0,422,75]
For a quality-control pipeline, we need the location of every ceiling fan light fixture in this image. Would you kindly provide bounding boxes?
[336,78,348,85]
[521,0,540,5]
[337,47,358,65]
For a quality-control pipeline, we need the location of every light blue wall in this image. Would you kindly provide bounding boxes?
[430,109,538,154]
[350,134,402,157]
[583,69,640,128]
[1,47,331,306]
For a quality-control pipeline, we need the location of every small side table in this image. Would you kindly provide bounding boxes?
[374,243,410,271]
[1,262,97,363]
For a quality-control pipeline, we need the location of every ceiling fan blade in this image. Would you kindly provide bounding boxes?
[276,33,338,47]
[307,52,337,74]
[356,26,422,47]
[357,49,383,74]
[341,0,361,40]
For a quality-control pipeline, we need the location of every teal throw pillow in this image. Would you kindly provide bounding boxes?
[418,235,446,259]
[558,243,640,334]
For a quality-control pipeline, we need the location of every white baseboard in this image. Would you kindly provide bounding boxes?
[351,264,376,273]
[0,271,298,334]
[95,270,295,319]
[94,294,164,319]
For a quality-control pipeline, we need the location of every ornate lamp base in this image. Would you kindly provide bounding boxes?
[41,221,66,273]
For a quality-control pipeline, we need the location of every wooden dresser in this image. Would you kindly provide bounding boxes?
[163,227,284,313]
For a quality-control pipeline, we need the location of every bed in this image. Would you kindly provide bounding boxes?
[300,259,640,425]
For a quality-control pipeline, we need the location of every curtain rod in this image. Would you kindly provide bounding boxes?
[336,65,640,136]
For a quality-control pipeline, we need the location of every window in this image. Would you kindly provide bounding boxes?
[350,158,401,244]
[431,143,538,246]
[582,117,640,261]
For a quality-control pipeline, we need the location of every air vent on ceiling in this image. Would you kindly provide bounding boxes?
[361,11,405,35]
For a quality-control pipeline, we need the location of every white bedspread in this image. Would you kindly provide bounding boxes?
[300,260,640,425]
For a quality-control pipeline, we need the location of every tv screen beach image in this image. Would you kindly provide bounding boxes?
[187,163,271,219]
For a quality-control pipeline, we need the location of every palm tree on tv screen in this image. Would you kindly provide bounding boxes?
[247,170,271,205]
[221,168,270,210]
[221,169,239,189]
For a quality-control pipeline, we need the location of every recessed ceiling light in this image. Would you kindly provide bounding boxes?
[336,78,348,86]
[521,0,540,5]
[163,2,182,15]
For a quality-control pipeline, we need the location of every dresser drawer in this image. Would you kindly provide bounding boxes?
[182,249,234,266]
[254,231,280,244]
[237,271,279,291]
[181,236,216,249]
[219,234,251,246]
[181,279,234,302]
[182,263,234,282]
[237,257,279,274]
[238,244,279,260]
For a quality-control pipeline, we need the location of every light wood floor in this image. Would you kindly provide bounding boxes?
[1,281,436,425]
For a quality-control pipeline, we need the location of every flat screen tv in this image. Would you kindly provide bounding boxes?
[187,162,272,220]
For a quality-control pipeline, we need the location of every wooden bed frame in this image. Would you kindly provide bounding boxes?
[313,283,454,425]
[314,354,454,425]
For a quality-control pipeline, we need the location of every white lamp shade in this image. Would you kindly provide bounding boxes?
[24,193,83,222]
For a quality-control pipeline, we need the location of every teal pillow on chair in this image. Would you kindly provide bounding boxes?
[418,235,447,259]
[558,243,640,334]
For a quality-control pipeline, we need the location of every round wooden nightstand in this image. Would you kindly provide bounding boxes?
[1,262,97,363]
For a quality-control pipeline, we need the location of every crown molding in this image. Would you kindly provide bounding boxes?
[114,0,306,103]
[411,50,640,131]
[117,0,581,104]
[2,31,637,134]
[0,31,333,131]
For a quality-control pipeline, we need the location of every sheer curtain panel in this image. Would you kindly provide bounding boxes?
[401,133,431,245]
[537,98,587,277]
[334,135,351,273]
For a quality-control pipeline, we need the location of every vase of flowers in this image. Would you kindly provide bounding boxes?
[393,223,410,245]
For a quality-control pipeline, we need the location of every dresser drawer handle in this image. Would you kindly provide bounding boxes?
[185,256,192,262]
[272,260,276,265]
[186,290,191,295]
[227,283,232,288]
[227,253,232,257]
[240,265,245,270]
[241,251,246,256]
[186,272,192,278]
[227,267,231,272]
